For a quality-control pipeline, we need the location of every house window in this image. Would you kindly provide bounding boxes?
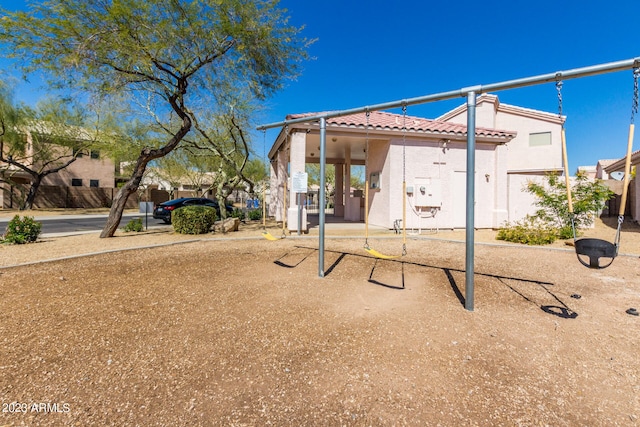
[71,178,83,187]
[73,147,84,158]
[90,179,99,188]
[529,132,552,147]
[90,150,100,159]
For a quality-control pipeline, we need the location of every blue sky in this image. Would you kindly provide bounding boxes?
[2,0,640,173]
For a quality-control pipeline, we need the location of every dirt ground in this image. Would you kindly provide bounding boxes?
[0,214,639,426]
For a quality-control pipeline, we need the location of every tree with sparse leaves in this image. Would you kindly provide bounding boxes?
[0,0,311,237]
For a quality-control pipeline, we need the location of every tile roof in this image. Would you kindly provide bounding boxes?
[286,110,516,140]
[437,93,564,125]
[605,149,640,171]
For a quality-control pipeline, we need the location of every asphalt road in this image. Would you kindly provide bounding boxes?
[0,212,167,236]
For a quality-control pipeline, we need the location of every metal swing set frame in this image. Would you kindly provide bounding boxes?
[257,56,640,311]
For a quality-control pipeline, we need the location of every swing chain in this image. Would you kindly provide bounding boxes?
[261,129,268,231]
[402,104,407,183]
[282,125,290,238]
[556,80,563,119]
[364,111,370,250]
[365,110,371,161]
[632,67,639,124]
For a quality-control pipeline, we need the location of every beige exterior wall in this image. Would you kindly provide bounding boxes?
[439,94,563,224]
[43,152,115,188]
[1,131,116,208]
[441,95,563,173]
[368,137,507,230]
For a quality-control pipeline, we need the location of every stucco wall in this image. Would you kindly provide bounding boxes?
[368,138,505,229]
[444,100,562,173]
[495,113,562,173]
[507,174,544,222]
[43,154,115,188]
[367,140,390,227]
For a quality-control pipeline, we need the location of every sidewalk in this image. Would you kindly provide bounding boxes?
[0,208,140,220]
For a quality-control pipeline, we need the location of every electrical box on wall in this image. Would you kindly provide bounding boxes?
[369,171,381,190]
[413,177,442,207]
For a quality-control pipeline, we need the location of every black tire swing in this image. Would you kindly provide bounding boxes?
[558,68,639,269]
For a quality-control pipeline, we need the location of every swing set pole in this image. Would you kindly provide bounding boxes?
[318,117,327,277]
[465,92,476,312]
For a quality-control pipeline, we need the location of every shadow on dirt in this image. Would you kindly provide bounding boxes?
[275,245,578,319]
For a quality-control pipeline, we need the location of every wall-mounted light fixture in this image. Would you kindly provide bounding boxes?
[440,139,450,154]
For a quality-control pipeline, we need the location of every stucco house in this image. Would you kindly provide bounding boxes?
[605,150,640,221]
[0,127,115,209]
[267,94,564,231]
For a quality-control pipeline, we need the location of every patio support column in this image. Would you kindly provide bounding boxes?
[344,146,352,220]
[269,156,277,218]
[334,164,344,217]
[465,91,477,312]
[288,131,307,232]
[276,149,288,222]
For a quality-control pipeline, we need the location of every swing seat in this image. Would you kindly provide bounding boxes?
[364,247,402,260]
[261,231,280,241]
[574,238,618,269]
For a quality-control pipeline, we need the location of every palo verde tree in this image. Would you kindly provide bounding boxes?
[183,99,261,218]
[152,98,263,217]
[0,83,98,209]
[0,0,310,237]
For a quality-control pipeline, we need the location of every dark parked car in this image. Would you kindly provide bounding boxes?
[153,197,233,224]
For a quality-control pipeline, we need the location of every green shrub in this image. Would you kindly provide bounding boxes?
[2,215,42,244]
[496,216,558,245]
[172,205,216,234]
[123,217,144,232]
[248,209,262,221]
[558,224,575,240]
[231,208,245,220]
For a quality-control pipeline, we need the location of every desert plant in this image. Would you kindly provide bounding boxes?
[172,205,216,235]
[248,209,262,221]
[2,215,42,244]
[231,208,245,220]
[526,171,614,231]
[123,217,144,232]
[496,216,558,245]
